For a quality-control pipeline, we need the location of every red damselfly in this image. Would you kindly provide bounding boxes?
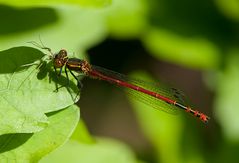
[49,48,210,123]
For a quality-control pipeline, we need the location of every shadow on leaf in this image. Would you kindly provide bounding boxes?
[0,133,33,153]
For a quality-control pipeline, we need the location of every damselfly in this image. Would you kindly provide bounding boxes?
[48,48,210,123]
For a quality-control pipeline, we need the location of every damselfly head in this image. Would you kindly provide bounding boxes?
[58,49,68,57]
[53,49,68,68]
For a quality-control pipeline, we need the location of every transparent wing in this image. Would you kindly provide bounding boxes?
[90,65,189,114]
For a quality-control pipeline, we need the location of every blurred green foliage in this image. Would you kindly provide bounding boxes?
[40,138,138,163]
[0,0,239,162]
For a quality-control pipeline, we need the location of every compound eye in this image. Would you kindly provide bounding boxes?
[60,49,67,56]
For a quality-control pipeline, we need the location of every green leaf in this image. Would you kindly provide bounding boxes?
[0,0,112,7]
[40,138,137,163]
[0,105,80,162]
[0,93,49,134]
[0,46,44,91]
[0,47,79,135]
[142,28,220,69]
